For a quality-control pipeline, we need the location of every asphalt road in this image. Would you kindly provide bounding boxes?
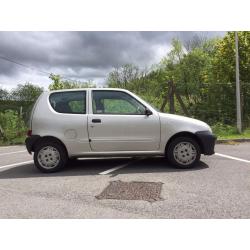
[0,143,250,218]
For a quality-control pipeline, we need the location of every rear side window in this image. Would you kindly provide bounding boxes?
[49,91,86,114]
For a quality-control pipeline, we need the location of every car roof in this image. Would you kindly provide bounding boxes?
[47,88,128,93]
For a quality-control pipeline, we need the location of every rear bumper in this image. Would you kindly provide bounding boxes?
[25,135,40,154]
[195,131,217,155]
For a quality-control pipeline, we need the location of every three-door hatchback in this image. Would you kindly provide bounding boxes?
[25,88,216,172]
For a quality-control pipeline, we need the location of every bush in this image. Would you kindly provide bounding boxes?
[211,123,238,136]
[0,110,27,143]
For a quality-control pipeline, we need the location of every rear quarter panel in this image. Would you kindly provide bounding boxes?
[31,91,91,156]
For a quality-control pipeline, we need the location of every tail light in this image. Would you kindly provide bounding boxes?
[27,130,32,137]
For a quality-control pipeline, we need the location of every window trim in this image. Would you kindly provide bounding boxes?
[49,90,87,115]
[91,90,148,115]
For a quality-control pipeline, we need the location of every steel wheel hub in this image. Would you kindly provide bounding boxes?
[37,146,60,169]
[173,142,197,165]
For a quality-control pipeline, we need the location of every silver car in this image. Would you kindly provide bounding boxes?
[25,88,216,172]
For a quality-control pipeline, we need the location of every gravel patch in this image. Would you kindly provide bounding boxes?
[96,180,163,202]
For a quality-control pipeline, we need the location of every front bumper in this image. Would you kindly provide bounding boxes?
[25,135,40,154]
[195,131,217,155]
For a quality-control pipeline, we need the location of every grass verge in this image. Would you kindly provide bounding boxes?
[0,136,26,146]
[212,124,250,140]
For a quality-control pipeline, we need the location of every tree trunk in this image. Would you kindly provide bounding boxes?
[173,84,190,116]
[160,81,169,112]
[169,80,175,114]
[0,125,6,140]
[160,92,168,112]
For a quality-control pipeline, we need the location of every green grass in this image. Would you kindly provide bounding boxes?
[216,130,250,140]
[212,123,250,140]
[0,135,26,146]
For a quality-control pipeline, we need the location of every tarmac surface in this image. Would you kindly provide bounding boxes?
[0,143,249,218]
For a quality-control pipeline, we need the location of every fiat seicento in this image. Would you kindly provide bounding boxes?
[25,88,216,172]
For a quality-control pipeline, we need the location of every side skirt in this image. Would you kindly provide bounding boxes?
[70,150,164,158]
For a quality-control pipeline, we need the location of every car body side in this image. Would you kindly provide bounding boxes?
[26,88,216,158]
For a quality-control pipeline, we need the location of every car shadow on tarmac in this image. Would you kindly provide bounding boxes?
[0,157,209,179]
[109,157,209,177]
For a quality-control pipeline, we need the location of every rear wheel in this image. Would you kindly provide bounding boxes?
[34,140,68,173]
[166,136,201,168]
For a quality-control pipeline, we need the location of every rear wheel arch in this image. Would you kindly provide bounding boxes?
[165,131,203,154]
[33,136,69,158]
[33,136,69,173]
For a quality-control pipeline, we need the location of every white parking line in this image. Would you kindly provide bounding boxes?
[0,145,23,149]
[0,160,33,170]
[99,163,131,175]
[215,153,250,163]
[0,150,27,156]
[99,158,144,175]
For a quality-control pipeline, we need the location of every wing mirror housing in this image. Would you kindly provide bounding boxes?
[145,108,153,116]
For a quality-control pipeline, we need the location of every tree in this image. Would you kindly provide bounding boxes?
[0,88,9,100]
[107,64,140,89]
[210,32,250,126]
[184,34,207,52]
[10,83,43,102]
[160,39,187,113]
[212,31,250,83]
[49,74,96,90]
[106,64,168,110]
[105,33,250,127]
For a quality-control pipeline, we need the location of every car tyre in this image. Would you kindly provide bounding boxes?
[34,140,68,173]
[166,136,201,168]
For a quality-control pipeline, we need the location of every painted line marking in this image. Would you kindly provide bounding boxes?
[0,160,33,170]
[99,163,131,175]
[0,145,23,149]
[215,153,250,163]
[99,158,144,175]
[0,150,27,156]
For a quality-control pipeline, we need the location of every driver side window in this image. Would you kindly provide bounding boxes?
[92,90,145,115]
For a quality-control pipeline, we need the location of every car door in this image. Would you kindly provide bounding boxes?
[88,90,160,152]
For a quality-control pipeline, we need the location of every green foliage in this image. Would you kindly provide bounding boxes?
[107,64,140,89]
[211,123,238,136]
[208,32,250,126]
[0,88,9,100]
[211,123,250,139]
[102,99,138,114]
[10,83,43,102]
[0,83,43,144]
[49,74,96,90]
[212,32,250,83]
[106,32,250,130]
[0,110,26,143]
[107,64,168,110]
[0,83,43,126]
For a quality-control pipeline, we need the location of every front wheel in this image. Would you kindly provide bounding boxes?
[34,140,68,173]
[166,137,201,168]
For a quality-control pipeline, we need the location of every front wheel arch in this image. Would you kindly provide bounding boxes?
[165,132,203,155]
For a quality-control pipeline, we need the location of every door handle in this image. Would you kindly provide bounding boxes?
[92,119,101,123]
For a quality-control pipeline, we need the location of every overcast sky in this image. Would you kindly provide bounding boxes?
[0,31,225,90]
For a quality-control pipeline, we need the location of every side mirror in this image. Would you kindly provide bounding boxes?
[145,108,153,116]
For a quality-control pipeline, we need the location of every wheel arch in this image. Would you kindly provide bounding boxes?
[32,135,69,158]
[165,131,204,154]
